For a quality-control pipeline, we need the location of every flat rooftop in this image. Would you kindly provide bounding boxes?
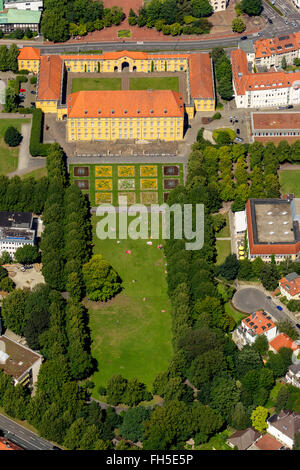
[252,112,300,130]
[0,227,35,242]
[253,200,296,244]
[0,211,32,229]
[0,336,41,381]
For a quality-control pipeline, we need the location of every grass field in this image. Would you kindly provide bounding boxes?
[20,166,47,180]
[118,30,131,38]
[216,240,231,265]
[279,170,300,197]
[216,213,230,238]
[88,215,173,394]
[0,118,30,175]
[130,77,179,92]
[225,301,247,325]
[72,77,122,92]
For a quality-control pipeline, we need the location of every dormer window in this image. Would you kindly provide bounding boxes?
[150,109,154,114]
[137,109,140,114]
[124,109,127,114]
[97,110,101,114]
[84,110,87,115]
[163,109,167,114]
[111,109,115,114]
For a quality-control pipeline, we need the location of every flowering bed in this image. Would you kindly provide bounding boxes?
[140,165,158,177]
[118,166,135,177]
[96,179,112,191]
[118,179,135,190]
[96,192,112,204]
[118,192,136,205]
[140,192,158,205]
[95,166,112,177]
[140,179,158,190]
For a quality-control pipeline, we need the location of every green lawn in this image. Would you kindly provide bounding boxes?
[72,77,122,92]
[216,213,230,238]
[0,118,30,175]
[279,170,300,197]
[88,215,173,395]
[20,166,47,180]
[130,77,179,92]
[118,30,131,38]
[225,301,247,325]
[216,240,231,265]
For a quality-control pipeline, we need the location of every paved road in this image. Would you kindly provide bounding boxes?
[0,413,57,450]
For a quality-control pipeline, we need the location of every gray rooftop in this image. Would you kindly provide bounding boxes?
[238,39,255,54]
[254,201,295,243]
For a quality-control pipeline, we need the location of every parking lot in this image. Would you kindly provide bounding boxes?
[18,75,36,110]
[5,264,44,290]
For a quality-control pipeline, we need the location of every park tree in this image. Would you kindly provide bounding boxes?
[251,406,268,432]
[119,407,151,442]
[276,320,298,341]
[218,254,239,280]
[4,127,22,147]
[63,418,87,450]
[41,10,69,42]
[82,254,122,301]
[209,376,240,422]
[106,374,128,406]
[253,334,269,356]
[231,402,251,429]
[14,244,39,265]
[232,17,246,33]
[191,0,213,17]
[241,0,262,16]
[0,277,14,293]
[1,289,28,335]
[7,44,19,72]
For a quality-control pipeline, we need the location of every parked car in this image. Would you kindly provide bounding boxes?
[285,20,289,25]
[277,106,285,109]
[234,136,243,142]
[267,296,271,300]
[19,88,26,92]
[257,32,262,36]
[268,18,273,23]
[236,128,240,135]
[276,305,283,311]
[240,36,248,40]
[30,90,36,95]
[287,105,293,109]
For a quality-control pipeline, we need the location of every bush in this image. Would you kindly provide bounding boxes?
[4,126,22,147]
[29,108,52,157]
[30,76,37,85]
[212,112,222,120]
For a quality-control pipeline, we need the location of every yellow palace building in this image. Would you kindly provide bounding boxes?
[18,47,215,142]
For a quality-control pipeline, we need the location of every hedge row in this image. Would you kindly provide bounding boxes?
[28,108,52,157]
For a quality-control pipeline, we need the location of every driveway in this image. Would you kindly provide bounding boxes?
[233,286,287,323]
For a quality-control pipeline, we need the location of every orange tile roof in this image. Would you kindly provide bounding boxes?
[254,32,300,59]
[37,55,63,101]
[269,333,299,353]
[67,90,184,118]
[188,53,214,100]
[280,275,300,297]
[0,437,23,451]
[18,46,40,61]
[242,310,276,335]
[254,434,284,450]
[231,48,300,96]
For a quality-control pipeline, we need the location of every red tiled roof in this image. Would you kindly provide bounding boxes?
[254,434,284,450]
[18,46,40,61]
[245,200,300,256]
[67,90,184,118]
[37,55,63,101]
[242,310,276,335]
[254,32,300,59]
[0,437,23,451]
[280,276,300,296]
[231,49,300,96]
[188,53,214,100]
[269,333,299,353]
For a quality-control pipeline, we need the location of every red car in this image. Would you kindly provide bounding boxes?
[19,88,26,92]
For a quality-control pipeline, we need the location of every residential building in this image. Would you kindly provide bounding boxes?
[0,211,36,257]
[231,49,300,109]
[245,198,300,263]
[209,0,229,12]
[0,335,42,387]
[269,333,300,355]
[267,411,300,448]
[227,428,261,450]
[279,272,300,300]
[248,433,287,450]
[67,90,185,142]
[0,8,41,33]
[250,112,300,144]
[0,437,24,450]
[3,0,43,11]
[285,362,300,389]
[18,48,215,124]
[253,33,300,69]
[235,310,277,346]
